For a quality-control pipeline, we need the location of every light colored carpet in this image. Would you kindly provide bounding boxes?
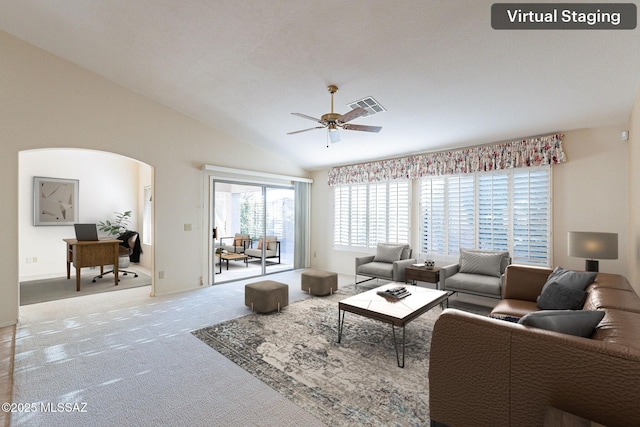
[194,286,461,427]
[11,271,328,427]
[20,267,152,306]
[12,272,491,427]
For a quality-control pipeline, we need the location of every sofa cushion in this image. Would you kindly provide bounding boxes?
[399,244,412,260]
[445,272,502,297]
[373,244,404,263]
[245,248,277,257]
[233,233,249,247]
[491,299,539,319]
[376,243,412,260]
[518,310,605,337]
[357,261,394,279]
[537,282,587,310]
[458,249,505,277]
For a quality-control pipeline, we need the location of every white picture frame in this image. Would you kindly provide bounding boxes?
[33,176,79,226]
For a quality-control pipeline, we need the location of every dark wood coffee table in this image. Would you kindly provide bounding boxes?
[337,283,449,367]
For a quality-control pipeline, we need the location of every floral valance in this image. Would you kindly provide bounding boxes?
[327,133,565,186]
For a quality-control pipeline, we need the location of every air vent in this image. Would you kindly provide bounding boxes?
[347,96,386,117]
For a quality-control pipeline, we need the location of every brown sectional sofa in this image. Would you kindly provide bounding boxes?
[429,264,640,427]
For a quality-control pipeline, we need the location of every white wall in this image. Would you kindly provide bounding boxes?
[19,149,144,280]
[310,126,630,279]
[0,30,309,326]
[136,161,153,271]
[553,126,628,275]
[627,84,640,291]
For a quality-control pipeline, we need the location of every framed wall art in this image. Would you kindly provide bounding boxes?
[33,176,79,226]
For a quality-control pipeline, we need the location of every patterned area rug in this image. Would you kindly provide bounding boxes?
[193,286,466,426]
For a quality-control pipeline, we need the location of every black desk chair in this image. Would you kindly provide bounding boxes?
[93,233,139,282]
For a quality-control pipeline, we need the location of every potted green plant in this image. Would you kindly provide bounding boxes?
[98,211,132,237]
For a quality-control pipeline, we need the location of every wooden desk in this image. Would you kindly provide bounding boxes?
[63,239,121,291]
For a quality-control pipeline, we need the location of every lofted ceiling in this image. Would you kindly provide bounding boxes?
[1,0,639,170]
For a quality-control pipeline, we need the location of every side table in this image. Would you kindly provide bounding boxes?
[405,265,441,289]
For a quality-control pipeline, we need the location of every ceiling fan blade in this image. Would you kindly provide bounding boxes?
[329,129,341,144]
[287,126,325,135]
[291,112,323,123]
[342,123,382,133]
[337,107,367,124]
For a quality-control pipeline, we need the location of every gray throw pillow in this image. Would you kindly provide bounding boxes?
[540,266,597,294]
[518,310,605,337]
[373,244,404,263]
[458,249,503,277]
[537,282,587,310]
[399,245,412,260]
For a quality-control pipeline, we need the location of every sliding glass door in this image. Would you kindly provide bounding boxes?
[266,187,295,267]
[212,181,294,283]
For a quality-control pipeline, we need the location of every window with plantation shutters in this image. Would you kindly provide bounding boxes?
[421,177,445,255]
[349,184,368,248]
[387,181,410,244]
[478,172,509,251]
[420,166,551,266]
[447,175,475,255]
[333,181,410,250]
[512,168,551,265]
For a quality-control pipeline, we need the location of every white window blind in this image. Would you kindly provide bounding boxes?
[447,175,475,255]
[388,181,410,244]
[368,183,387,245]
[334,181,410,250]
[421,178,446,254]
[351,184,368,248]
[478,172,509,251]
[420,166,551,266]
[512,168,551,265]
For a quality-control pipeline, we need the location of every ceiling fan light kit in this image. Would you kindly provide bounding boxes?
[288,85,382,146]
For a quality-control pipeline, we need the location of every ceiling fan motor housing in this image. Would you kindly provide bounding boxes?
[322,113,342,124]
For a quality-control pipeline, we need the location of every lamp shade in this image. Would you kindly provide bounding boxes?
[568,232,618,260]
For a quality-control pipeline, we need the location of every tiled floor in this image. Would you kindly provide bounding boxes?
[0,325,15,427]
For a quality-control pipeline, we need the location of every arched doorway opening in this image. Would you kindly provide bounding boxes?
[18,148,154,305]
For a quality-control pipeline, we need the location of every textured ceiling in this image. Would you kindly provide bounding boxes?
[1,0,639,170]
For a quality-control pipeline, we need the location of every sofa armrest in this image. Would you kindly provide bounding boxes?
[392,258,416,282]
[355,255,375,271]
[502,264,552,300]
[439,263,460,289]
[430,308,640,426]
[429,309,513,426]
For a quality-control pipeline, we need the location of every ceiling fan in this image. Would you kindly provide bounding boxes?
[287,85,382,144]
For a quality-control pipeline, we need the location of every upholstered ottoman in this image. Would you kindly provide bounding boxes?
[245,280,289,313]
[301,270,338,296]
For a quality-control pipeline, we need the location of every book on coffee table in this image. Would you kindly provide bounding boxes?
[377,286,411,299]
